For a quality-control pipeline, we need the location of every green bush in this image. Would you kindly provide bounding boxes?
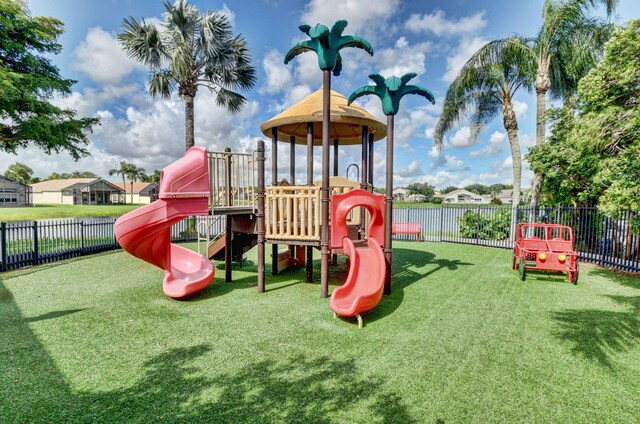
[458,209,511,240]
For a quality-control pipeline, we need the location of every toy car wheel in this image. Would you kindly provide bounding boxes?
[518,257,526,281]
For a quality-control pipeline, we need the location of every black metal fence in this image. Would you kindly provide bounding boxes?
[0,217,202,272]
[392,205,639,274]
[1,206,638,274]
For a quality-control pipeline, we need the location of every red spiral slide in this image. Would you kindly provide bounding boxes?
[114,146,214,298]
[329,189,387,328]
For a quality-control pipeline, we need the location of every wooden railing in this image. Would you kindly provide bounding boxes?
[208,150,256,210]
[265,186,321,241]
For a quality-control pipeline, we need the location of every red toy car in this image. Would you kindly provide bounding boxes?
[513,223,579,284]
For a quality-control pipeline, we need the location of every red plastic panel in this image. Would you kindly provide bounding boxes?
[330,189,385,249]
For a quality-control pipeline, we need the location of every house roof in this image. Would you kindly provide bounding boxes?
[111,182,157,194]
[30,178,98,192]
[259,87,387,145]
[0,175,29,187]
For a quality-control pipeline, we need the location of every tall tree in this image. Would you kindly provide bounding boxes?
[118,0,256,150]
[0,0,99,159]
[528,20,640,216]
[284,19,373,298]
[125,165,147,204]
[349,72,435,293]
[477,0,617,209]
[434,41,534,238]
[3,162,33,184]
[109,161,135,204]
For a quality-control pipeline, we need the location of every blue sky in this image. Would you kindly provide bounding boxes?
[3,0,638,188]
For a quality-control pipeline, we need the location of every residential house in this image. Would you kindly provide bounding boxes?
[30,178,125,205]
[112,182,159,204]
[393,187,409,201]
[0,175,32,207]
[442,189,485,204]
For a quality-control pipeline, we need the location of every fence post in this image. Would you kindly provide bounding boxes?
[32,221,39,266]
[439,206,444,242]
[476,206,480,245]
[1,222,6,272]
[80,221,85,253]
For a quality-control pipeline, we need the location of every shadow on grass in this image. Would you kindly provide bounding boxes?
[551,298,640,369]
[24,308,87,323]
[366,247,474,324]
[1,250,121,281]
[1,280,416,423]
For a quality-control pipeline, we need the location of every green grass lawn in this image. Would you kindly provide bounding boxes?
[0,204,142,222]
[1,242,639,423]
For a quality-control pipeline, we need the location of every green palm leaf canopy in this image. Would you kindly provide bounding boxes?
[284,20,373,76]
[348,73,435,116]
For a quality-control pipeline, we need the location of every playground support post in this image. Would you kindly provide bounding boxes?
[271,128,279,276]
[257,140,266,292]
[368,133,374,190]
[224,147,232,282]
[320,70,331,298]
[360,125,369,238]
[384,115,394,295]
[306,122,314,284]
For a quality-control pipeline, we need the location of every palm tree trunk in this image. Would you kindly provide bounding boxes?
[320,70,331,298]
[122,175,126,204]
[502,101,522,241]
[531,60,550,210]
[130,181,134,204]
[384,114,394,295]
[185,94,195,150]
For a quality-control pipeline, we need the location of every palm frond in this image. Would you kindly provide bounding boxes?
[214,88,246,114]
[149,72,176,98]
[336,35,374,56]
[284,40,317,64]
[347,86,380,105]
[118,17,167,67]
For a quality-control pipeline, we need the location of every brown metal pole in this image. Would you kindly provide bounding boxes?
[368,133,374,190]
[306,122,314,284]
[290,135,296,185]
[360,126,369,239]
[384,115,394,295]
[333,139,338,177]
[224,147,232,282]
[257,140,266,293]
[271,128,279,276]
[320,71,331,298]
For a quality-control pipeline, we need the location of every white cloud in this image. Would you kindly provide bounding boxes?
[260,49,293,95]
[375,38,432,78]
[512,99,528,118]
[448,126,478,148]
[220,4,236,27]
[406,9,486,37]
[301,0,400,38]
[470,130,506,158]
[445,155,465,170]
[72,27,144,85]
[442,36,488,82]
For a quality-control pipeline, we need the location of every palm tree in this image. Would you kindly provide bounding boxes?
[349,73,435,294]
[284,20,373,298]
[109,161,135,204]
[434,42,535,238]
[474,0,617,208]
[125,165,147,204]
[118,0,256,150]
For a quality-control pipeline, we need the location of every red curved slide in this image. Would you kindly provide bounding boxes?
[329,189,387,325]
[114,146,214,298]
[329,237,386,318]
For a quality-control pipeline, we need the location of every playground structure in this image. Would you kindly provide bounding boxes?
[114,19,438,327]
[513,223,579,284]
[115,87,394,325]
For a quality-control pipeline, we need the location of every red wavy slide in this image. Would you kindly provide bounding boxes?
[329,189,387,328]
[114,146,214,298]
